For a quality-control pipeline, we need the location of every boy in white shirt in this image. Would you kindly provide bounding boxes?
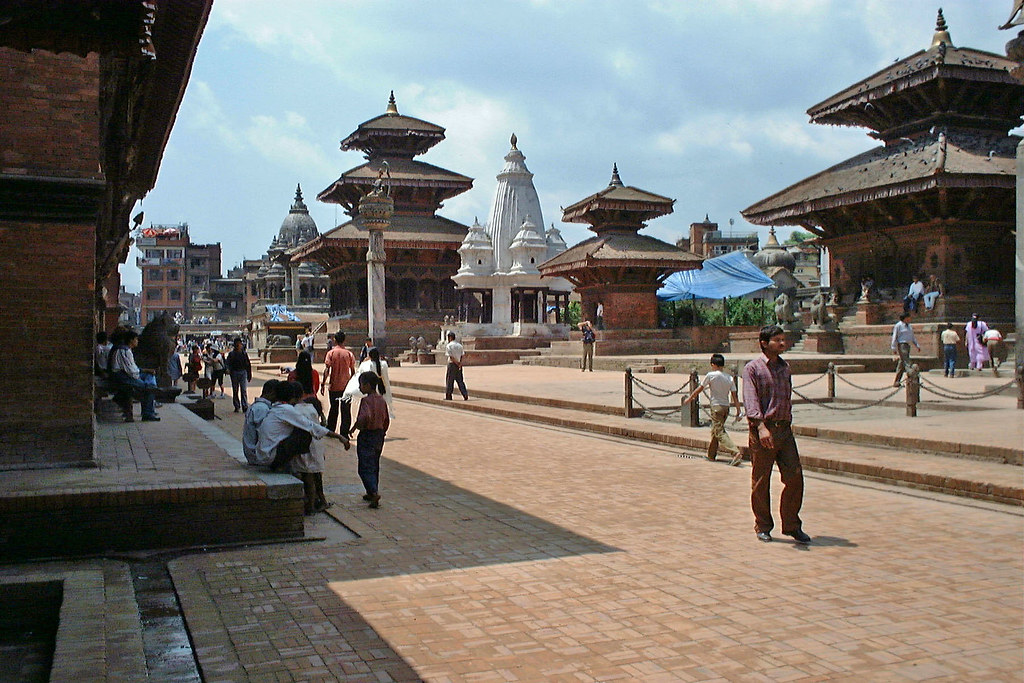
[683,354,743,465]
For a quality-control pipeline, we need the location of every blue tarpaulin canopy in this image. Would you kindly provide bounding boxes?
[657,251,774,301]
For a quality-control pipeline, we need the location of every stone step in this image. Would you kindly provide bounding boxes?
[391,385,1022,505]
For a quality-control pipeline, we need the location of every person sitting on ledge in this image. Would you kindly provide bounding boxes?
[108,329,160,423]
[257,380,348,471]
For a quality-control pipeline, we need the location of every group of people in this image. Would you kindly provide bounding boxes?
[902,274,943,314]
[94,328,160,422]
[892,312,1007,383]
[239,331,395,513]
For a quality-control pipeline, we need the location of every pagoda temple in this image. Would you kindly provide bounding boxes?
[743,10,1023,322]
[540,165,703,329]
[453,134,573,336]
[292,93,473,329]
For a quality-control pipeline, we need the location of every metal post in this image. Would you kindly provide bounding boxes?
[906,363,919,417]
[827,362,836,400]
[689,367,700,427]
[624,368,634,418]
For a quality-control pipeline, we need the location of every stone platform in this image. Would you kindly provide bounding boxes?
[0,400,305,561]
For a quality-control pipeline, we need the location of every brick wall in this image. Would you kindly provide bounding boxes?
[0,219,96,467]
[0,49,101,178]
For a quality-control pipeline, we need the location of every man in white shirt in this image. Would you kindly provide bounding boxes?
[903,276,925,313]
[982,328,1006,377]
[109,329,159,422]
[890,313,921,386]
[243,380,278,464]
[444,331,468,401]
[683,354,743,465]
[258,381,347,469]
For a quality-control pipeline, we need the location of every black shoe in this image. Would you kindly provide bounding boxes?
[362,493,373,501]
[785,530,812,544]
[141,415,160,422]
[756,531,772,543]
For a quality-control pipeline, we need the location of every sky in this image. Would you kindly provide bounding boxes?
[120,0,1018,292]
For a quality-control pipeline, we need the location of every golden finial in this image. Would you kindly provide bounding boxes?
[931,8,953,49]
[385,90,399,115]
[609,163,623,187]
[510,133,518,150]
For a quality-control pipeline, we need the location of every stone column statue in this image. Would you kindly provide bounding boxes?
[359,163,394,357]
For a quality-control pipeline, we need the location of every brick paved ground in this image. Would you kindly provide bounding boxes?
[172,397,1024,682]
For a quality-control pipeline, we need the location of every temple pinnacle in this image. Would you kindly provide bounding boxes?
[931,8,953,48]
[510,133,518,150]
[386,90,399,115]
[295,184,303,201]
[609,163,623,187]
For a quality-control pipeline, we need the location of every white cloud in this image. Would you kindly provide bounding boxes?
[184,81,243,150]
[655,111,867,161]
[243,113,337,180]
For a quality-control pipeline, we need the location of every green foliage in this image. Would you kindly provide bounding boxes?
[784,230,814,245]
[659,297,773,328]
[564,301,581,328]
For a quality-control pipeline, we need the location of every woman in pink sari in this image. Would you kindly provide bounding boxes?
[964,314,990,371]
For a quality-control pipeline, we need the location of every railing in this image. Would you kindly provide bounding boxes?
[625,361,1022,421]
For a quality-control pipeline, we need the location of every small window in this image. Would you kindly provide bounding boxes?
[146,289,161,301]
[169,289,182,301]
[530,257,535,264]
[168,269,180,281]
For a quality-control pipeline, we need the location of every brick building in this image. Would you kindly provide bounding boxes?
[0,1,212,468]
[677,215,759,258]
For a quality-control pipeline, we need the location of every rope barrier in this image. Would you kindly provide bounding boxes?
[792,371,828,389]
[630,374,689,397]
[791,385,902,410]
[833,372,898,392]
[918,380,1016,401]
[917,375,1016,399]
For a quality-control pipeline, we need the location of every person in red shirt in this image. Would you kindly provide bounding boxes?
[349,371,390,509]
[742,324,811,545]
[321,332,356,435]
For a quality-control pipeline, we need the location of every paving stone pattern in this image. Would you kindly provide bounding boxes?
[171,398,1024,681]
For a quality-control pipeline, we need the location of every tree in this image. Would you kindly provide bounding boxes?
[784,230,814,245]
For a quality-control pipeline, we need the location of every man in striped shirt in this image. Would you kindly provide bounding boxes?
[742,324,811,544]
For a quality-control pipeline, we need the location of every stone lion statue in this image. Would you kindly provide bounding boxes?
[774,293,795,325]
[809,292,832,327]
[267,334,292,347]
[135,311,179,387]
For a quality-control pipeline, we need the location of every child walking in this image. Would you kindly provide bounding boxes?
[349,371,390,509]
[683,353,743,465]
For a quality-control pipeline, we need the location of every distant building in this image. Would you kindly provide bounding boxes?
[677,216,758,258]
[237,185,329,318]
[118,286,140,326]
[137,224,189,324]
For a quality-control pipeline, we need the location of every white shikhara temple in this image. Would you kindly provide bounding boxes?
[453,134,572,337]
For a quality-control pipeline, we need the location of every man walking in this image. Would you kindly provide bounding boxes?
[225,337,252,413]
[444,331,468,401]
[742,324,811,544]
[321,332,356,435]
[890,313,921,387]
[684,353,742,465]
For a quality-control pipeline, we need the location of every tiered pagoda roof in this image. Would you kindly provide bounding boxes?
[317,92,473,217]
[743,10,1022,233]
[541,166,702,285]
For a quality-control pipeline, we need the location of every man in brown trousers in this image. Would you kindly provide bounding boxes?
[742,324,812,544]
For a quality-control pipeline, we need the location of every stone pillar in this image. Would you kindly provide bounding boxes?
[366,230,387,353]
[1016,138,1023,379]
[288,264,301,306]
[359,187,394,356]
